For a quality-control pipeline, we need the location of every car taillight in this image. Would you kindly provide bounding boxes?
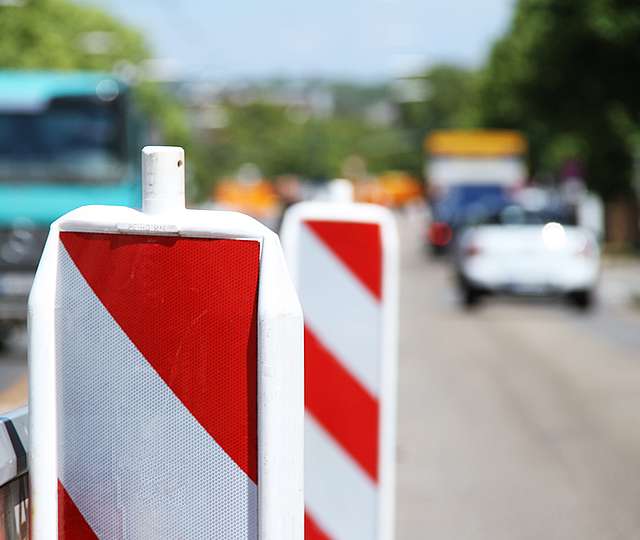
[428,222,452,247]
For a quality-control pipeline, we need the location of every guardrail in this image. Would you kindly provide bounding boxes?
[0,407,28,540]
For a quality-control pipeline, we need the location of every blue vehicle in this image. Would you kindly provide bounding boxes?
[427,184,513,255]
[0,71,146,344]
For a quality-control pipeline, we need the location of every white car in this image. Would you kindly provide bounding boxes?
[455,207,600,309]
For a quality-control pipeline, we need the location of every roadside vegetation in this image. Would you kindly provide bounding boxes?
[1,0,639,207]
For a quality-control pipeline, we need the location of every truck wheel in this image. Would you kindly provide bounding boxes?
[568,289,593,311]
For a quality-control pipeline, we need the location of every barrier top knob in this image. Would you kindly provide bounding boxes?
[142,146,185,214]
[327,178,354,203]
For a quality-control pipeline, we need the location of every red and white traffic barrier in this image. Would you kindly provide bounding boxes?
[29,147,304,539]
[281,197,399,540]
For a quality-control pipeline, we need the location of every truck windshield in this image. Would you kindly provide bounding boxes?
[0,95,127,183]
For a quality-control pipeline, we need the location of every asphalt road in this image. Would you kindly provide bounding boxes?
[2,215,640,539]
[396,216,640,540]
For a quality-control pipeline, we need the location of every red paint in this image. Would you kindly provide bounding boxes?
[305,512,332,540]
[60,232,260,483]
[305,220,382,300]
[305,327,379,482]
[58,481,99,539]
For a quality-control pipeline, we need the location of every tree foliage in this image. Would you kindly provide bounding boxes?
[0,0,147,70]
[6,0,638,201]
[382,65,480,178]
[479,0,640,199]
[397,65,479,138]
[200,100,416,185]
[0,0,195,193]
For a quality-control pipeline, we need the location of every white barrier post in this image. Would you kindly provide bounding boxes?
[28,147,304,539]
[326,179,354,203]
[280,199,399,540]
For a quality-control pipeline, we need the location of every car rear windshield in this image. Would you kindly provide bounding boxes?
[483,205,577,226]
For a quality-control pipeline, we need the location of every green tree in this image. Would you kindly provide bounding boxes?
[397,65,479,134]
[479,0,640,199]
[0,0,147,70]
[393,64,480,176]
[200,100,415,184]
[0,0,197,195]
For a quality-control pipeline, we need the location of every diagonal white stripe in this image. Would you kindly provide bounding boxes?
[305,414,377,540]
[56,244,257,539]
[299,224,382,397]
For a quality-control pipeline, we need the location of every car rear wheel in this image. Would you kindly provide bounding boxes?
[568,289,593,311]
[460,282,482,309]
[429,244,447,258]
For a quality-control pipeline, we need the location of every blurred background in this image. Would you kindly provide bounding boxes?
[2,0,640,537]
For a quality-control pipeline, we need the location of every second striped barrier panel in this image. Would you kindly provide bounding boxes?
[281,199,399,540]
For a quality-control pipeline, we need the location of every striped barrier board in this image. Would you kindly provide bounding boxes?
[29,147,304,539]
[281,202,398,540]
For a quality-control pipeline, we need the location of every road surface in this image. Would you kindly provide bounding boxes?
[2,215,640,539]
[396,216,640,539]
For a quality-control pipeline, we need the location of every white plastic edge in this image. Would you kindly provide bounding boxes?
[280,201,399,540]
[0,406,29,487]
[28,204,304,540]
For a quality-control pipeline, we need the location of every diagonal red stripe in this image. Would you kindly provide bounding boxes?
[305,511,332,540]
[60,232,260,483]
[304,220,382,300]
[305,326,379,482]
[58,481,99,539]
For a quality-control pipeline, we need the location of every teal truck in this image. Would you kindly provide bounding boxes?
[0,71,145,345]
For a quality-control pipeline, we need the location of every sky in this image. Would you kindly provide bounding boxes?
[80,0,515,81]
